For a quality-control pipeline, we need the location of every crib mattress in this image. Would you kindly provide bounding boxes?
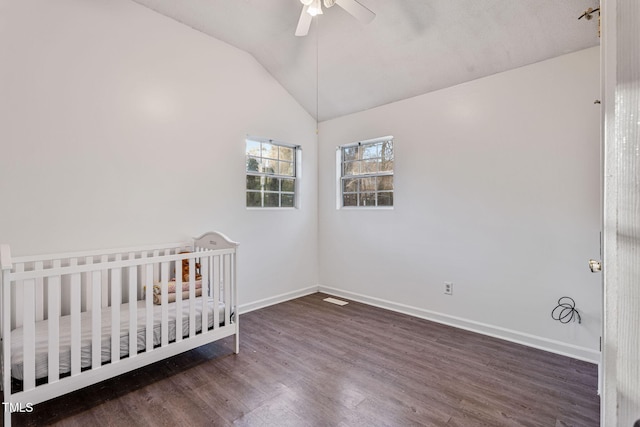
[10,297,226,380]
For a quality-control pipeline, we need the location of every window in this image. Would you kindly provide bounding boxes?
[338,136,394,208]
[246,138,299,208]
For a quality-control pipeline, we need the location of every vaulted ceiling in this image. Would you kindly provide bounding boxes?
[131,0,600,121]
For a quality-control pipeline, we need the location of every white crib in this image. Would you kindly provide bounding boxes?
[0,231,239,426]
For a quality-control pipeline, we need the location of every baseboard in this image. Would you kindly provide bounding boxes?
[239,286,318,314]
[318,285,601,364]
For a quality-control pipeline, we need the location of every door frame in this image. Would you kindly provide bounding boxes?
[600,0,640,425]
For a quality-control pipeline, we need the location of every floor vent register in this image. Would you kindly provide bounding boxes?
[323,297,349,306]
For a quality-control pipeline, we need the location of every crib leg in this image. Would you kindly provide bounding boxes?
[234,320,240,354]
[4,405,11,427]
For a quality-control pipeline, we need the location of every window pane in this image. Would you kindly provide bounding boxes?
[362,160,379,174]
[265,177,279,191]
[246,175,262,190]
[343,194,358,207]
[262,159,276,174]
[281,178,295,192]
[343,161,360,176]
[279,146,294,161]
[362,143,380,159]
[359,192,376,207]
[246,140,261,157]
[381,141,393,161]
[380,159,394,172]
[361,177,376,191]
[246,192,262,207]
[279,161,294,176]
[378,176,393,191]
[246,156,261,172]
[378,192,393,206]
[262,142,277,159]
[343,146,358,161]
[281,194,294,207]
[264,193,279,207]
[343,178,358,193]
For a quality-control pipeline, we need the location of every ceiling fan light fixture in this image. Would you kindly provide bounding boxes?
[307,0,323,16]
[295,0,375,37]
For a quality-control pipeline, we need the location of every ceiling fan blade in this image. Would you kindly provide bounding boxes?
[295,5,312,36]
[335,0,375,24]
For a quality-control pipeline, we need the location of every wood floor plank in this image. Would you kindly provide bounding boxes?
[9,292,600,426]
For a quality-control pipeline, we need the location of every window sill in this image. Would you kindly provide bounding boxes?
[246,207,298,211]
[339,206,394,211]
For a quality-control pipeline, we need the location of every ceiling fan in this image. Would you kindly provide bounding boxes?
[295,0,375,37]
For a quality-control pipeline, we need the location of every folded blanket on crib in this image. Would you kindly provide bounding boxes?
[153,279,202,295]
[151,279,203,305]
[153,288,203,305]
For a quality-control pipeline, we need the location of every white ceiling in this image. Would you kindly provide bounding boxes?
[131,0,600,122]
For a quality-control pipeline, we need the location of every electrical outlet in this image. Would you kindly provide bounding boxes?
[444,282,453,295]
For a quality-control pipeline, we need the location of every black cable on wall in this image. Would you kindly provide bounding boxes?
[551,297,582,324]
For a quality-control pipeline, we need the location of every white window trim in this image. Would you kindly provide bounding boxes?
[246,136,302,209]
[336,136,394,210]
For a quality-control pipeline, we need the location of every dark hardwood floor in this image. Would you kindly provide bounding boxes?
[10,292,600,426]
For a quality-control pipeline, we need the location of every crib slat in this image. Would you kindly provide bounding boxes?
[224,254,231,326]
[23,278,36,391]
[91,270,101,370]
[34,261,45,322]
[83,257,93,312]
[145,264,153,352]
[160,261,169,347]
[2,267,12,395]
[139,252,147,301]
[13,263,24,329]
[128,254,137,358]
[48,260,61,383]
[70,260,81,376]
[188,258,196,338]
[213,255,220,330]
[152,250,160,284]
[101,254,109,308]
[111,254,122,363]
[175,262,183,343]
[201,255,208,334]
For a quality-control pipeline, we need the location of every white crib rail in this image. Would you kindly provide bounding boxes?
[0,234,239,426]
[8,244,191,329]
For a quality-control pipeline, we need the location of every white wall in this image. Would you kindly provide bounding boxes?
[0,1,602,362]
[318,47,601,362]
[0,0,318,307]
